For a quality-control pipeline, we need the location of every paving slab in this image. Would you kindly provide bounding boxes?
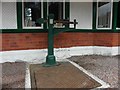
[30,62,101,89]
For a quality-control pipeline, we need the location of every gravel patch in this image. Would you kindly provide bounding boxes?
[68,55,119,88]
[1,62,26,89]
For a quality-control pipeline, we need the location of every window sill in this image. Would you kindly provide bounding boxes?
[23,27,43,29]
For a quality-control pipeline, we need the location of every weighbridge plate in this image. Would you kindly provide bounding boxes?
[30,62,101,89]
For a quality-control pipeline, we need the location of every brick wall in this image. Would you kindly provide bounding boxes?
[93,33,119,47]
[1,33,120,51]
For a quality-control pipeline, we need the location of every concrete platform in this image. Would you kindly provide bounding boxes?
[30,62,101,89]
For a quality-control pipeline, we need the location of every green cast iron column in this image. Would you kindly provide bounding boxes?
[112,2,118,31]
[43,2,47,29]
[45,14,56,66]
[93,2,97,31]
[17,2,22,30]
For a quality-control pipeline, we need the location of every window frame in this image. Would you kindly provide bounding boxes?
[1,1,120,33]
[47,1,66,28]
[22,0,44,29]
[47,0,65,19]
[116,1,120,30]
[96,0,113,30]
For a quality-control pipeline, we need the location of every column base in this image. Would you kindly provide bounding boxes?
[43,55,58,67]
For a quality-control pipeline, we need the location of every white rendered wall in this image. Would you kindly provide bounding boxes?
[2,2,17,29]
[1,46,119,63]
[70,2,93,29]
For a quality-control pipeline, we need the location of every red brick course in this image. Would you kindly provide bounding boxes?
[1,33,120,51]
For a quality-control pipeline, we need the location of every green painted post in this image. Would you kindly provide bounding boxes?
[43,2,47,29]
[92,2,97,31]
[17,2,22,30]
[65,2,70,28]
[112,2,118,31]
[44,14,56,66]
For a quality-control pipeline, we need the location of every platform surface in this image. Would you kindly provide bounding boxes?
[30,62,101,89]
[2,62,26,88]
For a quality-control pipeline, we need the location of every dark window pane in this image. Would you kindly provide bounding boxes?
[98,2,109,7]
[24,2,41,27]
[97,1,112,28]
[48,2,63,20]
[117,1,120,28]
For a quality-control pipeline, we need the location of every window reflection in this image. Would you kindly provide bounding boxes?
[48,2,63,20]
[97,0,112,29]
[48,2,64,28]
[24,2,41,27]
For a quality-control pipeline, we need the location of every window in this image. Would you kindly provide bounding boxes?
[2,2,17,29]
[117,1,120,29]
[70,2,93,29]
[48,2,63,20]
[48,1,65,28]
[96,0,113,29]
[23,0,43,29]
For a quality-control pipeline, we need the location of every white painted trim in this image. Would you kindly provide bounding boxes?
[111,47,119,56]
[116,28,120,30]
[1,46,119,63]
[23,27,43,29]
[25,64,31,89]
[24,65,33,89]
[93,46,112,55]
[1,49,47,63]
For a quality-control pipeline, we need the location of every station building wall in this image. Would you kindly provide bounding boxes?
[1,2,120,51]
[0,2,17,29]
[70,2,92,29]
[2,33,120,51]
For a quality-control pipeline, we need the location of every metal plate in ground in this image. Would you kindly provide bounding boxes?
[30,62,101,89]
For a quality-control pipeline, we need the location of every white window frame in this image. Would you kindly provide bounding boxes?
[116,28,120,30]
[96,0,113,30]
[22,0,43,29]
